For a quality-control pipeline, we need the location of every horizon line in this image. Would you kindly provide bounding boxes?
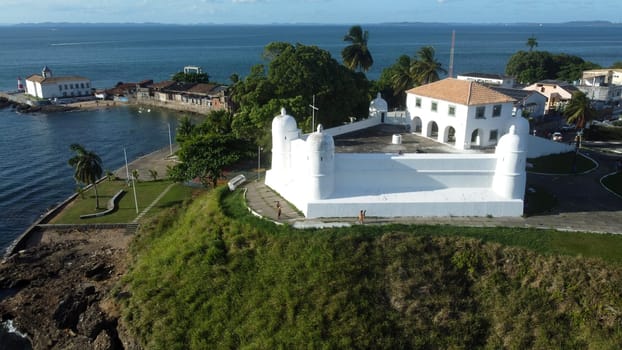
[1,20,620,27]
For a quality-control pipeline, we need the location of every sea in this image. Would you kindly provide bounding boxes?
[0,23,621,253]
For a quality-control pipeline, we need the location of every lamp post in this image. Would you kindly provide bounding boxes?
[131,173,139,214]
[257,146,263,181]
[167,122,173,156]
[123,147,130,185]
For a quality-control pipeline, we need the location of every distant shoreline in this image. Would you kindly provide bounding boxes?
[3,21,621,27]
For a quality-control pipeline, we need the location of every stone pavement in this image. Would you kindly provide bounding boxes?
[244,179,622,234]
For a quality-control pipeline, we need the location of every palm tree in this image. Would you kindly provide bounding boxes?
[390,55,415,96]
[411,46,447,85]
[564,91,594,129]
[68,144,103,209]
[526,35,538,52]
[149,169,158,181]
[342,25,373,72]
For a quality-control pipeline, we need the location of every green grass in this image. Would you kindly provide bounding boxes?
[121,187,622,349]
[528,151,596,174]
[602,172,622,196]
[50,179,199,224]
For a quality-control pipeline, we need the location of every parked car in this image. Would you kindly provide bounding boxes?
[562,123,575,131]
[552,132,563,142]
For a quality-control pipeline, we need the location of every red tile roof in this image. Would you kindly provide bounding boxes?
[407,78,516,105]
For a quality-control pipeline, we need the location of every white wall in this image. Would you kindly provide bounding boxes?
[322,116,381,137]
[526,135,575,158]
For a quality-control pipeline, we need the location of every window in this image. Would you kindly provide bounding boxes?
[448,105,456,117]
[475,106,485,119]
[86,83,90,88]
[70,84,74,89]
[493,104,502,117]
[58,85,62,91]
[431,101,438,112]
[415,97,422,108]
[64,84,68,89]
[490,130,498,141]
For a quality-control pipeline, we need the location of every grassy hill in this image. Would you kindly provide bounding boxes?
[121,187,622,349]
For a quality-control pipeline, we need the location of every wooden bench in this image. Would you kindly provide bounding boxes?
[80,189,126,219]
[227,174,246,191]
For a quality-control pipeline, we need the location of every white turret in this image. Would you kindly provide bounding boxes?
[307,124,335,200]
[369,92,388,121]
[42,66,52,79]
[271,107,299,173]
[492,122,527,200]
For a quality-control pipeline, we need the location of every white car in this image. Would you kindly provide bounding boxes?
[552,132,563,142]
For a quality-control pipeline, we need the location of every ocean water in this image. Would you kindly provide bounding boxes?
[0,23,621,251]
[0,106,181,251]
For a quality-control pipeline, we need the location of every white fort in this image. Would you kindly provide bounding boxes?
[265,107,529,218]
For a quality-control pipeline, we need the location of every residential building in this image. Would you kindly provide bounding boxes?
[577,69,622,104]
[406,78,518,150]
[25,66,92,99]
[136,81,230,113]
[522,80,579,114]
[490,87,547,120]
[457,72,515,88]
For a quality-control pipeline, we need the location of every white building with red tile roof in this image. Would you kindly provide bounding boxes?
[406,78,520,150]
[25,66,91,99]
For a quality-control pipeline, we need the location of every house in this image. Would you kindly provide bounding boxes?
[490,87,547,120]
[405,78,519,150]
[101,80,153,101]
[136,81,230,113]
[577,69,622,104]
[522,80,579,114]
[25,66,92,100]
[457,72,515,88]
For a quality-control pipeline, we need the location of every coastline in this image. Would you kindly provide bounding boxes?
[3,144,178,258]
[0,144,178,348]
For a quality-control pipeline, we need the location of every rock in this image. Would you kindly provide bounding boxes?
[53,294,88,330]
[77,305,107,340]
[93,330,113,350]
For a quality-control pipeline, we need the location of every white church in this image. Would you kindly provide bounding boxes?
[25,66,92,99]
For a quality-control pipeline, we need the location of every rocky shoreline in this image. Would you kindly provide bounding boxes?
[0,227,140,350]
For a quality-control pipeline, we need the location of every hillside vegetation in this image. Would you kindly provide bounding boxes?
[122,188,622,349]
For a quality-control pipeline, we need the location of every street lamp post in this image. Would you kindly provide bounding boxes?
[257,146,263,181]
[131,174,139,214]
[123,147,130,185]
[168,122,173,156]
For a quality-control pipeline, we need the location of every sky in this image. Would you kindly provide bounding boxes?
[0,0,620,25]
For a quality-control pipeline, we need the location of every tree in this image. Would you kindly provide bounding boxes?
[176,116,195,144]
[169,133,244,188]
[389,55,415,95]
[231,42,369,142]
[564,91,595,129]
[506,51,555,84]
[526,35,538,52]
[171,71,210,83]
[149,169,158,181]
[506,50,600,84]
[612,61,622,69]
[68,144,103,209]
[342,25,373,72]
[132,169,140,182]
[411,46,447,85]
